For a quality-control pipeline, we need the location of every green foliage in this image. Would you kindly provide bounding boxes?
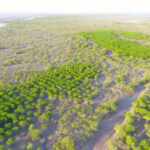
[0,145,4,150]
[126,135,136,149]
[121,31,150,41]
[81,30,150,59]
[29,128,41,141]
[6,137,15,146]
[134,96,150,121]
[109,94,150,150]
[144,124,150,137]
[53,136,76,150]
[26,143,33,150]
[139,140,150,150]
[0,63,100,148]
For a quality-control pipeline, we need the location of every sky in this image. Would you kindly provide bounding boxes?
[0,0,150,14]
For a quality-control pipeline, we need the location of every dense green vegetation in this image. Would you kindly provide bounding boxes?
[0,63,101,149]
[0,63,120,150]
[121,31,150,41]
[0,61,119,149]
[81,30,150,59]
[108,87,150,150]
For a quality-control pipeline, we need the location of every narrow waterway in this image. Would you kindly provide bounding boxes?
[83,85,144,150]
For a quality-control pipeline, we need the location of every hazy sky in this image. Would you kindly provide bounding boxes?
[0,0,150,14]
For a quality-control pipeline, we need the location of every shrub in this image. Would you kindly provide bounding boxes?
[53,136,76,150]
[29,128,41,141]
